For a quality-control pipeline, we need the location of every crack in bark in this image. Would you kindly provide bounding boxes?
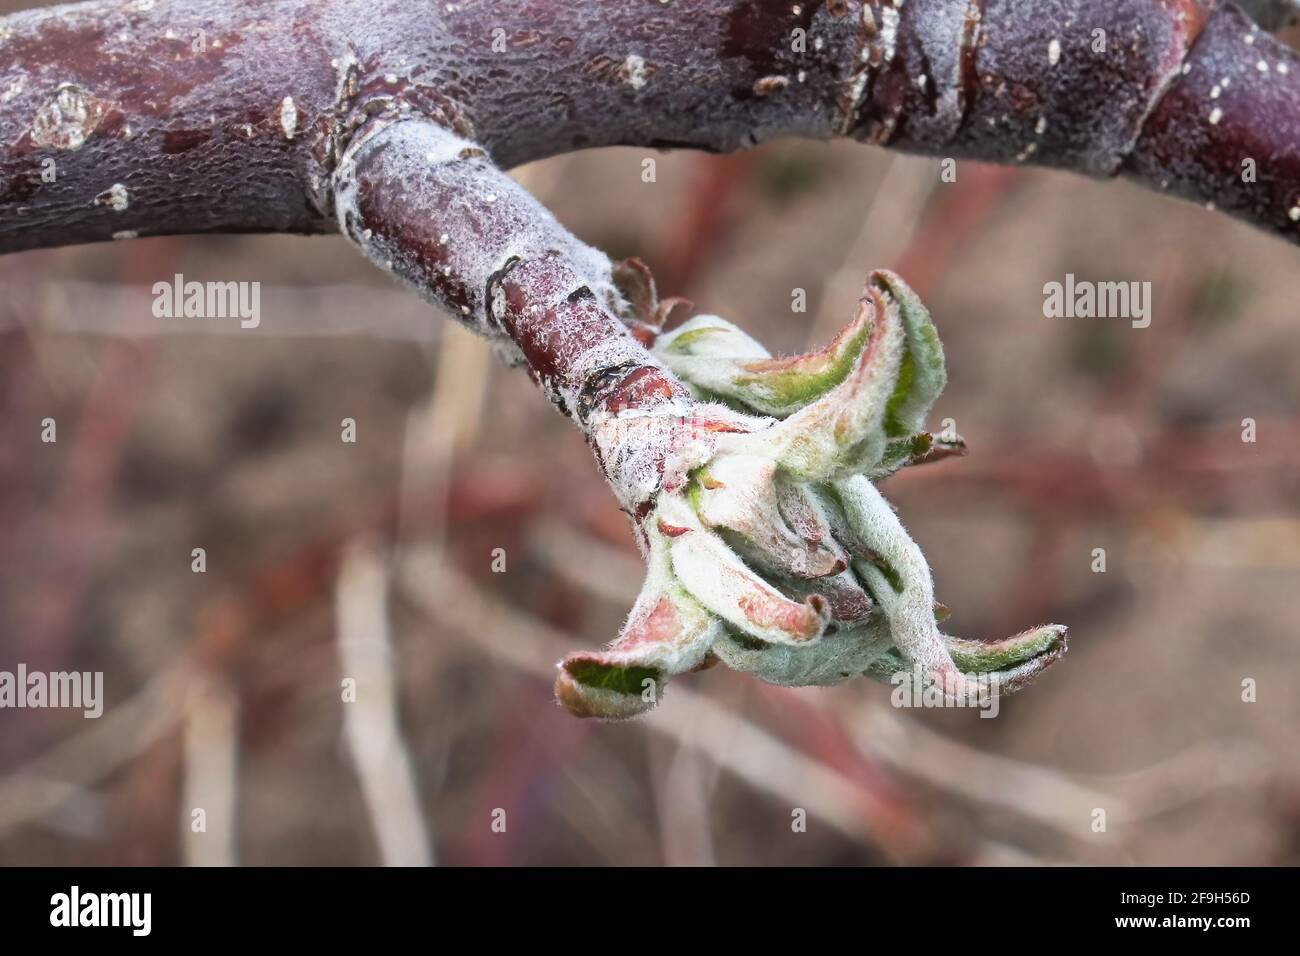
[954,0,987,139]
[1116,0,1217,173]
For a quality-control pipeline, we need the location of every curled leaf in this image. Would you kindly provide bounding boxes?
[690,456,844,580]
[655,306,873,417]
[656,491,827,644]
[725,283,905,481]
[556,535,719,719]
[872,270,947,439]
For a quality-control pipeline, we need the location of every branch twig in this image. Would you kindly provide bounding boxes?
[335,540,434,866]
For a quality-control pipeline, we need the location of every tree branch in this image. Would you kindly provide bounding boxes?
[3,1,1299,253]
[333,112,699,517]
[3,0,1296,717]
[0,0,342,250]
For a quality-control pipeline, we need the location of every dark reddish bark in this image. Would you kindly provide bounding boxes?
[1129,3,1300,235]
[846,1,1300,240]
[0,0,343,248]
[333,113,693,477]
[3,0,1298,502]
[3,1,1299,255]
[333,110,751,521]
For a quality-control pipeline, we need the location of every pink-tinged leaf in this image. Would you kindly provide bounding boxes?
[692,455,844,580]
[870,270,947,440]
[555,655,665,720]
[555,563,718,719]
[782,569,875,625]
[663,495,830,646]
[727,284,905,481]
[775,480,828,546]
[729,304,872,416]
[655,304,873,417]
[738,590,829,641]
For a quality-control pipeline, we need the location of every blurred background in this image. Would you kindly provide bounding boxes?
[2,3,1299,867]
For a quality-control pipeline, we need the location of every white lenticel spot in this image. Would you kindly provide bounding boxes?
[279,96,297,140]
[1048,39,1061,66]
[1,77,26,103]
[622,54,649,91]
[1209,107,1223,125]
[96,183,130,212]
